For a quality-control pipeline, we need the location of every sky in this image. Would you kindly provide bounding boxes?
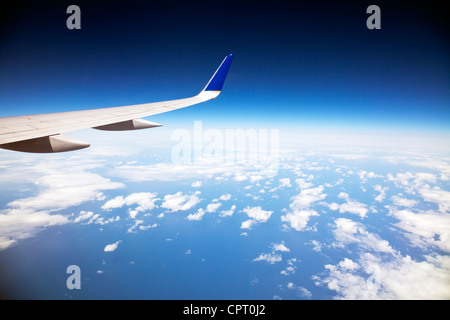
[0,0,449,301]
[0,0,448,132]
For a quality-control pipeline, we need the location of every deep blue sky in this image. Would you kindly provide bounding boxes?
[0,0,448,132]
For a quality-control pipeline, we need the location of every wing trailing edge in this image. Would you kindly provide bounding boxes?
[0,54,233,153]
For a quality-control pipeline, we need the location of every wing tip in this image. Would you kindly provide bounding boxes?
[201,54,234,93]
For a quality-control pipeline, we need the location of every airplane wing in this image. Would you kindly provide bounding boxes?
[0,54,233,153]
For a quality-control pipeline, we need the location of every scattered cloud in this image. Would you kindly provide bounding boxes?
[186,208,205,221]
[389,207,450,253]
[104,240,122,252]
[191,180,202,188]
[241,206,273,229]
[220,205,236,217]
[373,185,388,202]
[219,194,232,201]
[0,160,124,250]
[281,186,325,231]
[315,252,450,299]
[327,192,369,219]
[253,253,282,264]
[161,191,201,212]
[332,218,394,254]
[101,192,160,216]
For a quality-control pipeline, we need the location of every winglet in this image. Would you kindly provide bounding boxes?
[201,54,233,94]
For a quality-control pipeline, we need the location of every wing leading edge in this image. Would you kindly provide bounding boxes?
[0,54,233,153]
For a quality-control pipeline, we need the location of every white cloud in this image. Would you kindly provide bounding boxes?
[220,205,236,217]
[74,210,94,223]
[139,223,158,231]
[338,258,358,270]
[101,192,160,215]
[284,282,312,299]
[206,202,222,213]
[272,242,290,252]
[269,178,293,192]
[295,178,313,189]
[281,210,319,232]
[316,252,450,299]
[290,186,327,210]
[281,186,325,231]
[191,180,202,188]
[281,258,297,276]
[338,199,369,219]
[74,210,120,226]
[310,240,323,252]
[389,207,450,253]
[104,240,121,252]
[161,191,201,212]
[240,219,254,229]
[419,186,450,213]
[7,171,123,214]
[315,211,450,299]
[332,218,394,254]
[101,196,126,211]
[0,160,124,250]
[186,208,205,221]
[253,253,282,264]
[328,193,368,219]
[0,210,69,250]
[219,194,232,201]
[279,178,292,188]
[374,185,388,202]
[241,206,273,229]
[357,170,382,182]
[391,194,418,208]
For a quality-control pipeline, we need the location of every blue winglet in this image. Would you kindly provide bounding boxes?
[202,54,233,92]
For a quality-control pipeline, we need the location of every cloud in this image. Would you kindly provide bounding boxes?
[253,242,291,265]
[111,160,276,183]
[284,282,312,299]
[219,194,232,201]
[161,191,201,212]
[418,186,450,213]
[391,194,418,208]
[316,253,450,299]
[389,207,450,253]
[281,258,297,276]
[357,170,382,182]
[7,171,123,213]
[332,218,394,254]
[290,186,326,210]
[186,208,205,221]
[373,185,388,202]
[205,202,222,213]
[241,206,273,229]
[281,210,319,232]
[272,242,290,252]
[295,178,313,190]
[191,180,202,188]
[74,210,120,226]
[281,186,325,231]
[220,205,236,217]
[316,214,450,299]
[338,258,358,270]
[328,193,368,219]
[0,210,69,250]
[253,253,282,264]
[0,160,124,250]
[104,240,122,252]
[101,192,160,215]
[269,178,292,192]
